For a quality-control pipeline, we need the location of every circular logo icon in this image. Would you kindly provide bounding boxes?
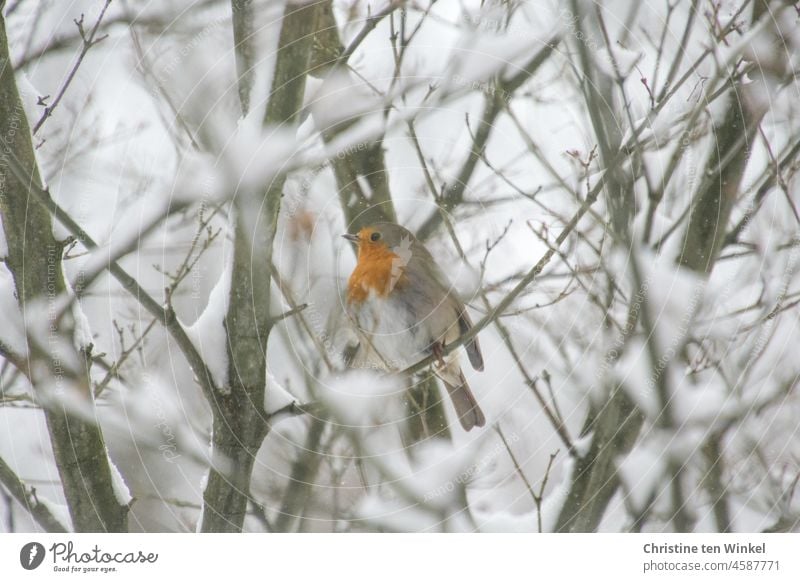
[20,542,45,570]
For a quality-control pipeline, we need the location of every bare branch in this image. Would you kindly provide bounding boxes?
[403,182,600,377]
[416,36,561,240]
[0,455,67,532]
[32,0,112,134]
[0,143,219,397]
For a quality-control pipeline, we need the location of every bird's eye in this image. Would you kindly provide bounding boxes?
[370,232,381,242]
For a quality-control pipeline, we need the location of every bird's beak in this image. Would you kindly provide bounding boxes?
[342,233,359,243]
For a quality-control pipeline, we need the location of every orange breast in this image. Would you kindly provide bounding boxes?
[347,244,406,304]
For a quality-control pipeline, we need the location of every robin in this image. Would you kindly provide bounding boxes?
[343,223,486,431]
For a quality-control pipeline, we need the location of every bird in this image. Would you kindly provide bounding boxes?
[343,223,486,431]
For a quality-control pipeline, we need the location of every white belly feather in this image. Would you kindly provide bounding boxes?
[349,290,432,370]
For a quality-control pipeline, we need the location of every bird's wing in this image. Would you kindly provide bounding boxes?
[408,243,484,372]
[456,303,484,372]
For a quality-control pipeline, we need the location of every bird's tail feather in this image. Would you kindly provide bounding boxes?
[437,364,485,431]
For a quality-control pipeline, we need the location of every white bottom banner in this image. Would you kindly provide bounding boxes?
[1,533,797,581]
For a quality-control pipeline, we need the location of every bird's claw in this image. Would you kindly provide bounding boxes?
[431,342,447,368]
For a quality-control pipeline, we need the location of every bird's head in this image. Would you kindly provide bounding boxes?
[342,223,414,258]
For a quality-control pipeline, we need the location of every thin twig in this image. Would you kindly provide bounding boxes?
[128,19,201,150]
[94,319,156,397]
[0,139,219,397]
[402,183,601,377]
[535,451,559,533]
[270,264,335,372]
[32,0,112,134]
[338,1,401,64]
[757,125,800,225]
[271,303,309,324]
[495,425,537,507]
[415,35,561,239]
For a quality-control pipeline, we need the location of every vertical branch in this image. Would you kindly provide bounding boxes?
[231,0,255,116]
[310,2,398,232]
[553,2,643,533]
[702,433,732,532]
[0,13,127,532]
[677,89,756,272]
[308,0,343,79]
[273,416,326,532]
[200,1,318,533]
[568,0,631,236]
[403,374,452,446]
[676,0,775,531]
[628,251,695,532]
[329,137,397,233]
[555,387,643,532]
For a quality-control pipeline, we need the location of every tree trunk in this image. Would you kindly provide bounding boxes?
[0,13,127,532]
[200,1,318,533]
